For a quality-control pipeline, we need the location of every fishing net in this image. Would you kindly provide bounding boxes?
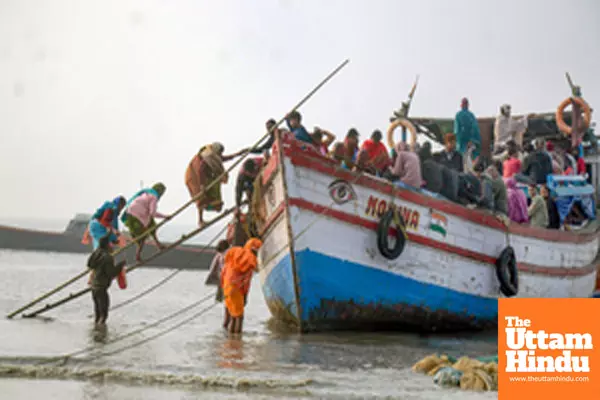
[412,353,498,392]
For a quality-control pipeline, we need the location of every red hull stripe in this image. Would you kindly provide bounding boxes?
[284,148,599,245]
[282,197,597,277]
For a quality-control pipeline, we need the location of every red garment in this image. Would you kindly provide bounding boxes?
[502,157,522,178]
[564,166,574,175]
[99,208,114,228]
[577,157,586,174]
[360,139,390,171]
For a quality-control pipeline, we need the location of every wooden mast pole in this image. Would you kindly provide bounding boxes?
[399,75,419,142]
[566,72,583,149]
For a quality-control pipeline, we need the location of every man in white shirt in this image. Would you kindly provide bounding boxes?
[493,104,529,152]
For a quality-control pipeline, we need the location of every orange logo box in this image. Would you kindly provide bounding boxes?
[499,298,600,399]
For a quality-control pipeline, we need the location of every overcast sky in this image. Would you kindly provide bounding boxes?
[1,0,599,229]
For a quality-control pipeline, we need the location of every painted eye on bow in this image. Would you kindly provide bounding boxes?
[328,179,357,205]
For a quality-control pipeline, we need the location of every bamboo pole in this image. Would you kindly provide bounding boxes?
[21,207,236,319]
[6,58,350,319]
[106,58,350,260]
[6,271,90,319]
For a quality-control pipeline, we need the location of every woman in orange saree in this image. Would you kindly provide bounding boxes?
[221,238,263,334]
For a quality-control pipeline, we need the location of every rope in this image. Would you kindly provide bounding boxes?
[105,59,350,259]
[107,223,229,313]
[21,208,236,319]
[6,59,350,319]
[41,245,268,366]
[83,302,218,363]
[38,159,370,364]
[39,292,215,366]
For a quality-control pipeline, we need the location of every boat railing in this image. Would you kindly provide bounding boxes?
[547,174,595,198]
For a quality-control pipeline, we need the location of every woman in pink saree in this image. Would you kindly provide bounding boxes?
[505,177,529,224]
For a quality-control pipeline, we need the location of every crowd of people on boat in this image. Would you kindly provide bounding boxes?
[83,97,592,329]
[239,99,588,230]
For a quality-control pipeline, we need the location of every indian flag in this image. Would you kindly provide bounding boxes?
[430,212,448,237]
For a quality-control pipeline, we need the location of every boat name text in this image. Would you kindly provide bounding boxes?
[365,196,420,230]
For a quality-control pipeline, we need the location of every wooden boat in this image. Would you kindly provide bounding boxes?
[253,105,599,333]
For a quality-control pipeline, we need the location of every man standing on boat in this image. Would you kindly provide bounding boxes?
[493,104,528,152]
[522,139,553,184]
[453,98,481,159]
[286,111,313,144]
[247,118,289,159]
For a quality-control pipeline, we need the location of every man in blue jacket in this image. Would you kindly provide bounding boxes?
[286,111,313,144]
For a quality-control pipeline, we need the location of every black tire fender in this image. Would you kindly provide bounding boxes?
[377,209,407,260]
[496,246,519,297]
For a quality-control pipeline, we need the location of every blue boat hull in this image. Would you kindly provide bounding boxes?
[261,249,499,333]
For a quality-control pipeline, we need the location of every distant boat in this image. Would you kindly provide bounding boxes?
[0,214,215,269]
[255,111,599,333]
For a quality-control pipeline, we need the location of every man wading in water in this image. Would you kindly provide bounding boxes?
[87,232,125,327]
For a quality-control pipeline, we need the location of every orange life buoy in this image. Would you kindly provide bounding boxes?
[117,267,127,289]
[387,118,417,151]
[556,96,591,135]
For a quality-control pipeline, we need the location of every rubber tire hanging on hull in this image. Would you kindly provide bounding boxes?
[496,246,519,297]
[377,209,407,260]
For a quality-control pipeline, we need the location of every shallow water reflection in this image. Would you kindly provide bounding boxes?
[0,250,498,399]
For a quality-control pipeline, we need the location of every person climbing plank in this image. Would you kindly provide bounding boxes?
[83,196,126,249]
[120,183,171,261]
[185,142,245,227]
[235,157,265,208]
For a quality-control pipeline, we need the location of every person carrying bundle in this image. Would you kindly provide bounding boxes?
[87,232,126,327]
[121,183,170,261]
[221,238,263,334]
